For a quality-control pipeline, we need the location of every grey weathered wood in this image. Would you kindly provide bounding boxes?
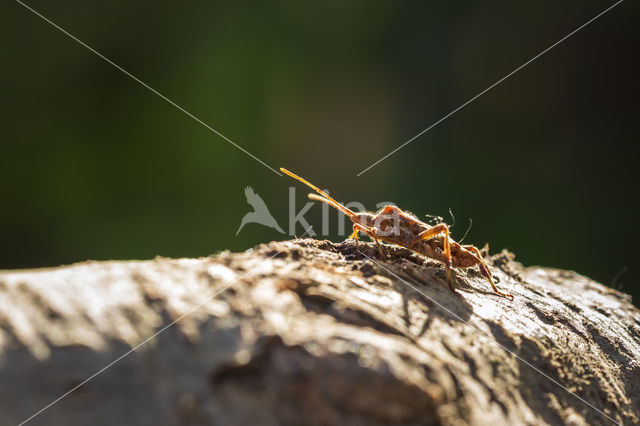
[0,239,638,425]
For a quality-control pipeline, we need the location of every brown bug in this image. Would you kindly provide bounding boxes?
[280,167,513,299]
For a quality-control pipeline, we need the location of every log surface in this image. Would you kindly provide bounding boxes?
[0,239,638,426]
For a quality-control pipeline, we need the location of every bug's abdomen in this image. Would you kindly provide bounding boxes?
[412,238,480,268]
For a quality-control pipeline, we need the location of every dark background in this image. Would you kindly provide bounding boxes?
[2,1,638,304]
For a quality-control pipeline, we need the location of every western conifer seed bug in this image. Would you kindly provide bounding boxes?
[281,168,513,299]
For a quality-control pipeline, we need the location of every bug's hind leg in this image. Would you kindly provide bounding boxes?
[464,245,513,299]
[410,223,453,283]
[480,242,490,259]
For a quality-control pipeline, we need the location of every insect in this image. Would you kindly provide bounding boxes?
[280,167,513,299]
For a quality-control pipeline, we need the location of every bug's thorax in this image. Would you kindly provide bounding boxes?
[352,206,430,246]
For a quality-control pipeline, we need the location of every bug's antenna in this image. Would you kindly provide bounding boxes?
[307,193,356,216]
[448,207,456,228]
[280,168,355,217]
[458,218,473,243]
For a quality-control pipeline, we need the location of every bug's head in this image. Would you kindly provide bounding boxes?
[351,212,375,228]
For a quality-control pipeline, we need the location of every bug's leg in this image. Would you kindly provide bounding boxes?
[464,245,513,299]
[350,225,360,250]
[369,226,386,258]
[353,223,385,257]
[410,224,452,283]
[480,242,490,259]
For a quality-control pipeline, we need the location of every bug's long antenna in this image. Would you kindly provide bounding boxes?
[307,193,356,216]
[448,207,456,228]
[458,218,473,243]
[280,168,355,217]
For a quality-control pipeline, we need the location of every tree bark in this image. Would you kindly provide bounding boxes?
[0,238,638,426]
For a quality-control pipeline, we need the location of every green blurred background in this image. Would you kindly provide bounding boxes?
[2,1,638,304]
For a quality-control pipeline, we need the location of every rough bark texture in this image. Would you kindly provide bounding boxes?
[0,238,638,426]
